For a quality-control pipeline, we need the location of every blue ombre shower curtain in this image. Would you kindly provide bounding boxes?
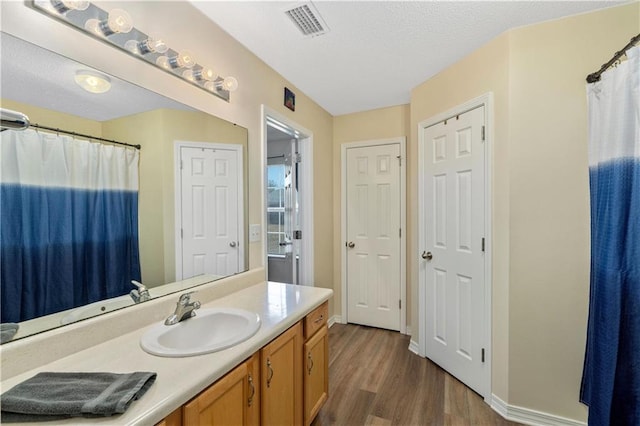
[0,129,141,323]
[580,46,640,425]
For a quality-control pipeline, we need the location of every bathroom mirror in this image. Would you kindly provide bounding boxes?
[0,32,249,341]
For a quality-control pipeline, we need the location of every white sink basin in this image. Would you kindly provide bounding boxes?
[140,308,261,357]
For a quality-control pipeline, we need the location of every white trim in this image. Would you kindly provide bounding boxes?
[408,339,420,355]
[341,137,407,334]
[260,105,314,286]
[328,315,342,327]
[174,140,245,281]
[490,395,587,426]
[417,93,494,400]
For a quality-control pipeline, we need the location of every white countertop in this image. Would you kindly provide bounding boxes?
[0,282,333,425]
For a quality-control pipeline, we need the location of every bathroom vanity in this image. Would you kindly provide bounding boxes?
[0,279,332,425]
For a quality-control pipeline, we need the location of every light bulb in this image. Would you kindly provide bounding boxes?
[175,50,196,69]
[106,9,133,34]
[124,38,169,55]
[222,76,239,92]
[204,81,216,92]
[186,67,215,82]
[198,67,215,81]
[51,0,89,13]
[165,50,196,69]
[156,56,171,69]
[85,8,133,36]
[74,70,111,94]
[182,70,195,82]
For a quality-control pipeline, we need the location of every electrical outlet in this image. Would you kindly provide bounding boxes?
[249,224,261,242]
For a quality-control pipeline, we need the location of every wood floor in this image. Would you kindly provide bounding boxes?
[311,324,521,426]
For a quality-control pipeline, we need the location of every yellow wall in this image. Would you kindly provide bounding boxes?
[0,99,102,136]
[411,30,512,402]
[333,3,638,421]
[332,105,410,322]
[506,4,638,419]
[408,2,639,421]
[102,109,247,286]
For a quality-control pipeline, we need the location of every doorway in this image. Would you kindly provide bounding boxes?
[418,94,492,399]
[174,141,244,280]
[262,106,314,285]
[341,138,406,333]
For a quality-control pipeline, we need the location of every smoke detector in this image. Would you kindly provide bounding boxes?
[284,2,329,38]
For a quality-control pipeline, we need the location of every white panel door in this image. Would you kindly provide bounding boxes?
[180,146,240,278]
[346,143,401,331]
[422,106,486,395]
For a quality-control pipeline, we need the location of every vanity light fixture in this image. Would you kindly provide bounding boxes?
[31,0,238,102]
[74,70,111,94]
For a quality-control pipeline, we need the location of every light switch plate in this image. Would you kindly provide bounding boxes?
[249,224,261,242]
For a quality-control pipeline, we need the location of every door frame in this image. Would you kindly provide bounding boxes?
[261,105,314,286]
[417,93,493,400]
[173,140,245,281]
[341,137,407,334]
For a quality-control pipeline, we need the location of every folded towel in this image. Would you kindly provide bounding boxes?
[0,323,19,344]
[0,371,156,422]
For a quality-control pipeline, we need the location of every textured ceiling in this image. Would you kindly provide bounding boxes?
[192,1,626,116]
[1,33,192,122]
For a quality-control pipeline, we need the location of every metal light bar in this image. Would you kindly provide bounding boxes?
[30,0,237,102]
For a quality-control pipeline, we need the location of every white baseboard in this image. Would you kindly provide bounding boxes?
[408,339,420,355]
[328,315,342,327]
[491,395,586,426]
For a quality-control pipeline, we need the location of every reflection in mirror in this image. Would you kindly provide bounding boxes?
[0,32,248,342]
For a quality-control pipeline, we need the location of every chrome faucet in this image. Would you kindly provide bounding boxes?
[130,280,150,303]
[165,292,201,325]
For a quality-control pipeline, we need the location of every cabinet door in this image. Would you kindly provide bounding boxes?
[304,324,328,425]
[261,322,303,426]
[246,353,260,426]
[183,356,255,425]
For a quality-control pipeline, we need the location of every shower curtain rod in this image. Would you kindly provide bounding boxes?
[0,107,141,150]
[586,33,640,83]
[29,123,141,150]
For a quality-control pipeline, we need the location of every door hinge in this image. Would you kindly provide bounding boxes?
[399,300,402,309]
[294,153,302,163]
[481,348,485,363]
[481,125,486,142]
[397,155,402,166]
[180,228,183,239]
[481,237,485,252]
[399,228,402,238]
[294,230,302,240]
[180,160,183,170]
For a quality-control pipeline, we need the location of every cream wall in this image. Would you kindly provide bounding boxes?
[506,4,638,420]
[409,2,638,422]
[332,105,410,322]
[103,109,247,286]
[0,1,335,306]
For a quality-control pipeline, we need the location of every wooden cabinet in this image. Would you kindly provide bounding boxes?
[261,322,303,426]
[303,302,329,425]
[155,303,328,426]
[182,353,260,426]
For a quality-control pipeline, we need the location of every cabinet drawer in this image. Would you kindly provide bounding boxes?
[304,301,328,339]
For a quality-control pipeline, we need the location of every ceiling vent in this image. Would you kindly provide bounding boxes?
[284,2,329,38]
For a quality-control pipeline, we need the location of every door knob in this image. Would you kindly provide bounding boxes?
[229,241,237,248]
[347,242,355,248]
[422,251,433,260]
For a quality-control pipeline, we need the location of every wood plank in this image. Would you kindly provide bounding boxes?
[311,324,523,426]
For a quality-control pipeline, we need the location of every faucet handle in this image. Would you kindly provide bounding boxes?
[131,280,146,290]
[178,291,197,304]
